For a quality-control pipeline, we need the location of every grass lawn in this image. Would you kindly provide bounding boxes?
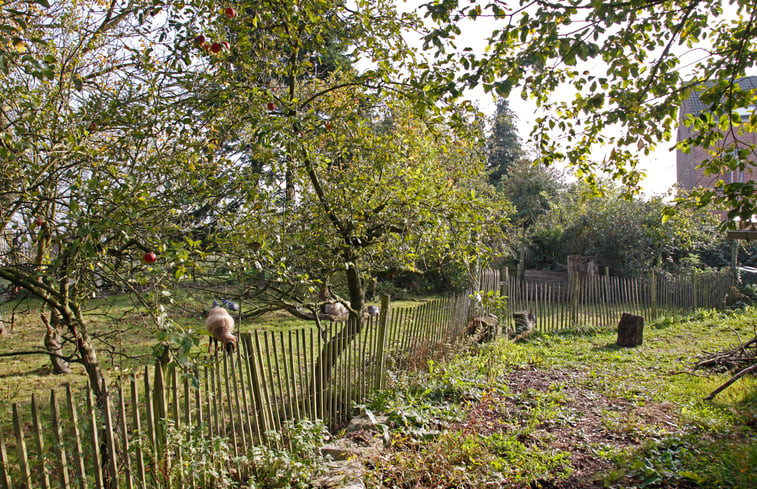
[1,290,755,488]
[354,307,757,489]
[0,291,424,405]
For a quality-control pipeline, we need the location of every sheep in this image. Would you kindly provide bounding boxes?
[324,301,349,319]
[206,299,237,354]
[366,305,380,316]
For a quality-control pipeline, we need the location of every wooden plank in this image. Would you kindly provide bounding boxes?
[241,334,265,445]
[0,425,13,489]
[86,384,104,489]
[170,367,180,426]
[360,313,371,403]
[66,385,88,489]
[285,331,299,421]
[50,390,71,489]
[101,386,119,489]
[395,307,407,369]
[130,377,146,489]
[270,331,288,427]
[203,366,214,439]
[183,375,191,428]
[229,349,247,452]
[253,330,277,441]
[12,403,32,489]
[308,328,317,420]
[211,363,221,437]
[116,383,133,489]
[222,355,238,456]
[31,393,51,489]
[235,344,253,450]
[315,328,323,422]
[261,331,282,436]
[143,367,157,459]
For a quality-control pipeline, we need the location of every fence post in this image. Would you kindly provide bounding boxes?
[374,294,391,391]
[12,403,32,489]
[0,428,12,489]
[692,271,698,311]
[570,273,579,327]
[650,271,658,320]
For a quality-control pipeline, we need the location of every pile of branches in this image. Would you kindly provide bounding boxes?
[695,335,757,400]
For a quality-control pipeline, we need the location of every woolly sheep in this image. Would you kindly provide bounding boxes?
[324,301,349,318]
[206,299,237,354]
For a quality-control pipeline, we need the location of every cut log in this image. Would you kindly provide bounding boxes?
[617,312,644,347]
[465,314,498,343]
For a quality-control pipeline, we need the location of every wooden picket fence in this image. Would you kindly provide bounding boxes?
[0,267,736,488]
[0,294,478,489]
[502,269,735,333]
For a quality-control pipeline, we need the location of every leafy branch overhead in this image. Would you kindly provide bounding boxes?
[422,0,757,221]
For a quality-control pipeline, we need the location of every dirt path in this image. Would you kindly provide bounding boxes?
[342,367,687,489]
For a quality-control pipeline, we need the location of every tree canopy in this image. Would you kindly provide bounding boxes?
[0,0,508,390]
[422,0,757,223]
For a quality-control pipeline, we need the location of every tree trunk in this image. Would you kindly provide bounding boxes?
[60,304,106,404]
[617,312,644,347]
[41,310,71,374]
[313,262,365,400]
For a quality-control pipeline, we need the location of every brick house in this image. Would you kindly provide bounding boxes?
[676,76,757,190]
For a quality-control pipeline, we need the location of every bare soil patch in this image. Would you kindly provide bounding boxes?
[347,366,685,488]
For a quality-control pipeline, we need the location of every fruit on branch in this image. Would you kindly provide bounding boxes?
[143,252,157,264]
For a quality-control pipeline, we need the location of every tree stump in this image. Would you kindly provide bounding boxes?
[465,314,498,343]
[617,312,644,347]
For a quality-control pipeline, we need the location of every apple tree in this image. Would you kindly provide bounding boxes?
[160,0,509,385]
[0,0,220,402]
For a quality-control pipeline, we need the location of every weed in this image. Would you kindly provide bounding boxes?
[142,418,329,489]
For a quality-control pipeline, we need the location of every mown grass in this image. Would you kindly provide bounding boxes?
[0,291,422,404]
[360,307,757,488]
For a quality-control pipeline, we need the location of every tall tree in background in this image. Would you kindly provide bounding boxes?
[486,98,523,186]
[140,0,507,387]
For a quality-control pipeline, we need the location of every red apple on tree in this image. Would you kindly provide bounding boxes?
[143,252,157,264]
[33,217,44,226]
[222,41,230,51]
[194,34,206,48]
[267,102,276,112]
[210,42,222,53]
[224,7,236,18]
